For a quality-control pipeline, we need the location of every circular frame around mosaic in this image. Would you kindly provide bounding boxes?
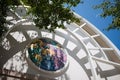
[25,38,69,78]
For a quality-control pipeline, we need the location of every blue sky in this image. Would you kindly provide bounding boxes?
[73,0,120,50]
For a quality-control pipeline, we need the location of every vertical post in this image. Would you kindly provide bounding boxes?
[88,54,98,80]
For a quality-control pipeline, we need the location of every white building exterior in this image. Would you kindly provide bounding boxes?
[0,6,120,80]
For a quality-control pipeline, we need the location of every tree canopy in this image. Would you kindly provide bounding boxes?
[1,0,119,40]
[94,0,120,30]
[0,0,21,38]
[0,0,82,39]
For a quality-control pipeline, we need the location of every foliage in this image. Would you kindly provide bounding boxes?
[22,0,81,32]
[0,0,21,38]
[94,0,120,30]
[0,0,82,39]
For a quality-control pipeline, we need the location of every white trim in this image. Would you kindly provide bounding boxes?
[72,28,79,33]
[102,48,114,51]
[79,23,87,28]
[74,12,120,57]
[66,29,98,80]
[77,24,109,60]
[91,34,100,38]
[92,56,120,67]
[88,48,114,51]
